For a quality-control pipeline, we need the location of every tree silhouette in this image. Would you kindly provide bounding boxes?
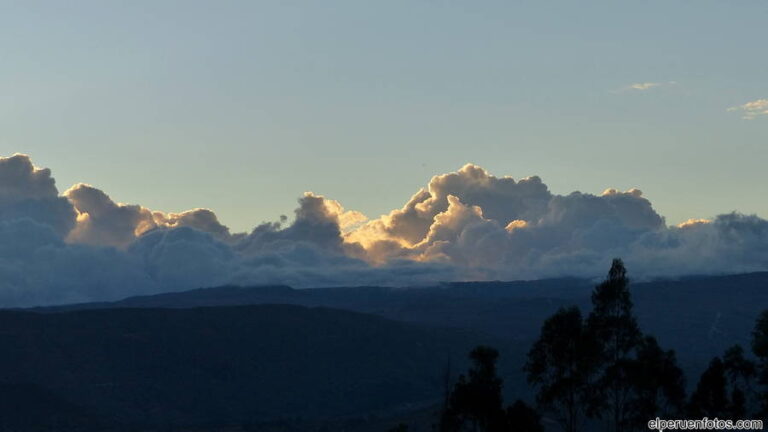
[388,423,409,432]
[688,357,729,418]
[504,400,544,432]
[526,306,599,432]
[625,336,686,429]
[723,344,757,417]
[440,346,506,432]
[687,346,759,419]
[442,346,543,432]
[586,259,641,432]
[526,259,695,431]
[752,310,768,416]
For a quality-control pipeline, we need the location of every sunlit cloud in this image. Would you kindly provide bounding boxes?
[1,154,768,307]
[728,99,768,120]
[676,218,711,229]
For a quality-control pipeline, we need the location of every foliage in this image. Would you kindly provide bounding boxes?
[441,346,543,432]
[586,259,642,432]
[688,357,729,417]
[526,259,688,432]
[525,307,598,432]
[625,336,686,427]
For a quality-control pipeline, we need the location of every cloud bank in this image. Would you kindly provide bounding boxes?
[0,154,766,307]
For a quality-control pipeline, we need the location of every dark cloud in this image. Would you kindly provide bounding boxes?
[0,218,152,306]
[0,154,76,236]
[129,227,237,290]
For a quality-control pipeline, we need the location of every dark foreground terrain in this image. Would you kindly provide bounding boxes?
[0,304,484,431]
[4,272,768,431]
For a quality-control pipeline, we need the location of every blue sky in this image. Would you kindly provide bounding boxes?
[1,0,766,232]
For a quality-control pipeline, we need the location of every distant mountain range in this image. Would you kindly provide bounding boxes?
[5,272,768,430]
[40,272,768,376]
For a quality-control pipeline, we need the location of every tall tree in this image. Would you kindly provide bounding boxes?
[688,346,758,419]
[688,357,729,418]
[688,357,730,417]
[587,259,641,432]
[752,310,768,416]
[723,344,757,417]
[440,346,506,432]
[505,400,544,432]
[625,336,686,429]
[526,306,599,432]
[442,345,544,432]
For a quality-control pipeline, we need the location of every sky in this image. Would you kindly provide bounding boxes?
[1,1,768,306]
[1,0,766,233]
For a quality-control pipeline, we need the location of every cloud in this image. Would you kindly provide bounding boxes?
[65,183,232,248]
[728,99,768,120]
[346,164,551,250]
[615,81,676,93]
[151,208,231,239]
[129,227,238,290]
[0,154,767,307]
[629,82,661,91]
[65,183,157,248]
[0,154,77,237]
[0,217,154,306]
[626,213,768,277]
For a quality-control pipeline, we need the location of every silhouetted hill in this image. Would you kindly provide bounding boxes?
[39,278,596,342]
[14,273,768,430]
[40,273,768,393]
[0,305,482,430]
[42,277,594,312]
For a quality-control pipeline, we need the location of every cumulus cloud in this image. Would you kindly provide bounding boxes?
[0,154,76,236]
[728,99,768,120]
[65,183,232,248]
[626,213,768,277]
[0,217,153,306]
[152,208,231,239]
[347,164,551,250]
[0,154,766,307]
[65,184,157,247]
[340,165,766,282]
